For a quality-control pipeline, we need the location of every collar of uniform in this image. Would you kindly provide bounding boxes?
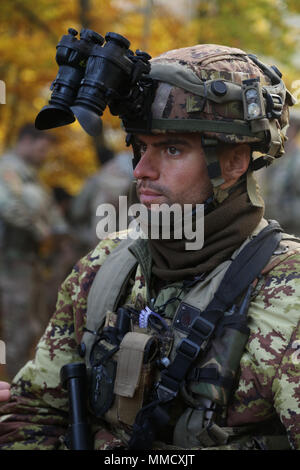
[128,237,152,301]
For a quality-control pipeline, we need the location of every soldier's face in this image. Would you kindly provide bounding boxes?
[134,133,213,208]
[23,137,51,167]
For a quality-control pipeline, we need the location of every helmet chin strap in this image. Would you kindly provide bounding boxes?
[201,136,234,207]
[201,137,225,189]
[201,137,250,208]
[190,194,214,218]
[203,195,215,215]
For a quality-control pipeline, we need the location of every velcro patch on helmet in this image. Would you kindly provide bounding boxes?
[186,95,206,114]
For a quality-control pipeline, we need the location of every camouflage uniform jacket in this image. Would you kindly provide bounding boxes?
[0,221,299,450]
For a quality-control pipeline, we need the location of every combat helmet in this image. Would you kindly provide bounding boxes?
[123,44,296,203]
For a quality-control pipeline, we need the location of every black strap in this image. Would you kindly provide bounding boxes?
[188,367,235,390]
[209,220,282,312]
[128,221,282,449]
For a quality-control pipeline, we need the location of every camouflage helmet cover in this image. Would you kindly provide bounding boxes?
[124,44,296,166]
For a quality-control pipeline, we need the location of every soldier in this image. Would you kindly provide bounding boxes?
[71,150,133,253]
[0,124,69,379]
[0,44,299,451]
[257,109,300,236]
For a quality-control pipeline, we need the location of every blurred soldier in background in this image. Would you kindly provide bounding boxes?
[45,186,78,318]
[71,148,133,252]
[0,123,69,379]
[258,109,300,236]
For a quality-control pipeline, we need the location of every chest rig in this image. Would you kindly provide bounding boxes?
[81,221,288,449]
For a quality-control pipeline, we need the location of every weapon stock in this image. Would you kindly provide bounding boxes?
[60,362,93,450]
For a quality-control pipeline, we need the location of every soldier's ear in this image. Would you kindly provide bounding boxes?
[219,144,250,189]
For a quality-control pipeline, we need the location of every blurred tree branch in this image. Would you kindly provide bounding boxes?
[79,0,91,29]
[12,0,58,44]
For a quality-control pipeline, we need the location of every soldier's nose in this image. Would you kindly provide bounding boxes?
[133,150,159,180]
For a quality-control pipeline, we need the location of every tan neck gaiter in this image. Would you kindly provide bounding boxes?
[148,182,264,281]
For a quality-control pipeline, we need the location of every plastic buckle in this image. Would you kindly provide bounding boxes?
[176,338,200,360]
[191,315,214,340]
[155,383,178,403]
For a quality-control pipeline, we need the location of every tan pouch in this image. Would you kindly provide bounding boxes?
[106,332,158,426]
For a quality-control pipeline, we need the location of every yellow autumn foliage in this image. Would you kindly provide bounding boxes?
[0,0,299,195]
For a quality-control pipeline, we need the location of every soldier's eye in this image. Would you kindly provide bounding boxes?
[167,146,180,156]
[140,144,147,155]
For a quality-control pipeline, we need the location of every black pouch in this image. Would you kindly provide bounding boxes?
[88,341,118,417]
